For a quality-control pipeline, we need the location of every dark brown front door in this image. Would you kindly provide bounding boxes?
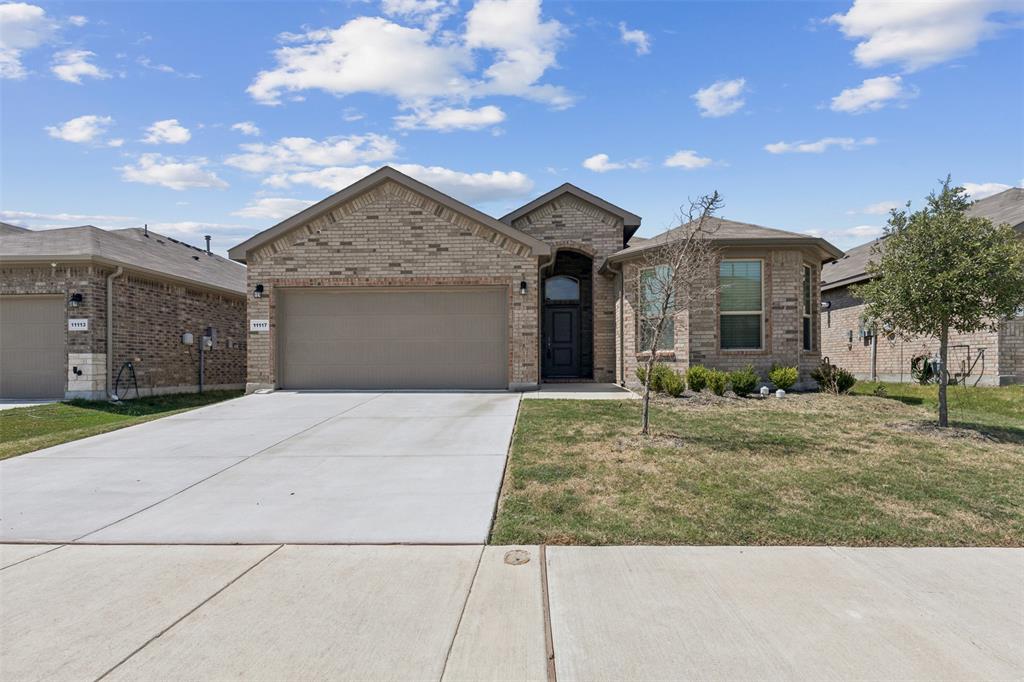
[543,306,580,378]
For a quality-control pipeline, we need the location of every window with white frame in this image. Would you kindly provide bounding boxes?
[802,265,813,351]
[719,260,763,350]
[639,265,674,352]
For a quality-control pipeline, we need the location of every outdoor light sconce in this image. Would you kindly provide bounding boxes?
[253,284,265,299]
[519,281,528,295]
[68,292,83,308]
[821,300,831,310]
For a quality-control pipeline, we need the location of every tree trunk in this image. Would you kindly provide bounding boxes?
[938,326,949,427]
[640,352,657,435]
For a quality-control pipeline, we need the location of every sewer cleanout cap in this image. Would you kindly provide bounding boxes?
[504,549,531,565]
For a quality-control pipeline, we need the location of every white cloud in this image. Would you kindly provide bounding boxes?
[249,1,571,113]
[0,2,57,79]
[764,136,877,154]
[266,163,533,204]
[232,197,317,220]
[248,17,472,106]
[231,121,261,136]
[146,220,248,234]
[692,78,747,118]
[143,118,191,144]
[582,153,646,173]
[618,22,650,55]
[831,75,915,113]
[663,149,713,169]
[120,153,228,191]
[963,182,1013,200]
[44,114,115,144]
[845,224,884,239]
[0,209,136,227]
[394,105,506,131]
[137,55,200,79]
[381,0,457,32]
[465,0,571,108]
[847,199,900,215]
[51,49,109,83]
[828,0,1024,72]
[67,15,87,27]
[342,107,364,122]
[224,133,398,173]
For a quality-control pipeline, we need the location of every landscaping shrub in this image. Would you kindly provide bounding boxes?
[707,369,728,396]
[686,365,709,392]
[728,365,759,397]
[811,359,857,394]
[661,369,685,397]
[768,365,799,391]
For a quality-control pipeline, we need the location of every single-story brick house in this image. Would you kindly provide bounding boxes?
[820,188,1024,386]
[228,166,843,392]
[0,223,247,399]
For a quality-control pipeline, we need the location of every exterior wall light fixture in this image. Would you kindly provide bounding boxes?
[519,281,528,295]
[254,284,265,299]
[68,292,83,308]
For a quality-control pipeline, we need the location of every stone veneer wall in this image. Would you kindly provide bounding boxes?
[0,263,246,398]
[820,284,1020,385]
[617,248,822,390]
[509,194,624,382]
[243,179,540,391]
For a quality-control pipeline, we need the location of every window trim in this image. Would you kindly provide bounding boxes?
[802,263,813,352]
[638,265,675,352]
[719,257,765,352]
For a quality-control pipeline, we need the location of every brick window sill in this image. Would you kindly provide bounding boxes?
[636,352,676,361]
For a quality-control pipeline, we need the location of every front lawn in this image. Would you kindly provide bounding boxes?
[0,391,242,460]
[491,390,1023,546]
[850,381,1023,436]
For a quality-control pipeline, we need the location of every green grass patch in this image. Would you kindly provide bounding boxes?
[0,390,242,460]
[491,390,1024,547]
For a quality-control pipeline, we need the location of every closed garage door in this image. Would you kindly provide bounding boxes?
[0,296,65,399]
[278,287,508,390]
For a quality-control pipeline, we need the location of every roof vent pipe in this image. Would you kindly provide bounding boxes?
[205,235,211,254]
[144,224,148,237]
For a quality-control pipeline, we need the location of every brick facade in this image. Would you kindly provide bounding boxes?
[510,193,624,382]
[243,179,539,391]
[821,284,1024,386]
[0,263,246,399]
[617,248,823,390]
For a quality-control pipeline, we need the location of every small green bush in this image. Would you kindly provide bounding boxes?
[686,365,709,392]
[707,369,728,396]
[661,370,685,397]
[811,359,857,394]
[729,365,759,397]
[768,365,799,391]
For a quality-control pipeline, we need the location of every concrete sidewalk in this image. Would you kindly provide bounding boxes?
[1,544,1020,681]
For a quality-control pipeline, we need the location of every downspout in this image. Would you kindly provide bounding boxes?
[105,266,124,399]
[606,259,626,386]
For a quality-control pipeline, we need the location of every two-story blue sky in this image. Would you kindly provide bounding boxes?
[2,0,1022,255]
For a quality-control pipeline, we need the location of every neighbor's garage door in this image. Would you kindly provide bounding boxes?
[277,288,508,390]
[0,295,65,399]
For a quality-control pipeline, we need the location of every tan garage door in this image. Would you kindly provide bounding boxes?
[278,287,508,390]
[0,296,65,399]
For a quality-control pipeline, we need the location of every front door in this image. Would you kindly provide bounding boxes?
[543,306,580,378]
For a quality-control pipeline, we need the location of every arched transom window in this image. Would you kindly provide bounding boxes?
[545,275,580,302]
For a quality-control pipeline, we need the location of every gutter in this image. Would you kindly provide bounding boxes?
[105,266,124,398]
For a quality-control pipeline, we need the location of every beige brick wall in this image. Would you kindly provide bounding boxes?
[243,179,540,390]
[1,263,246,398]
[820,284,1018,385]
[510,193,624,382]
[618,247,823,389]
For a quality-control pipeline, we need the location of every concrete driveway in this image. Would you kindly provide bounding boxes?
[0,391,520,543]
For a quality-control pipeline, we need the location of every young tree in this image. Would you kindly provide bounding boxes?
[631,192,724,435]
[855,177,1024,426]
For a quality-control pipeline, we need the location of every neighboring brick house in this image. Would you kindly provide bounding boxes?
[228,166,842,392]
[820,188,1024,386]
[0,224,247,399]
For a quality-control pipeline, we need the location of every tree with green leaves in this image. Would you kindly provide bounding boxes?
[855,177,1024,426]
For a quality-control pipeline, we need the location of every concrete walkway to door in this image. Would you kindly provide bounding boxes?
[0,391,520,544]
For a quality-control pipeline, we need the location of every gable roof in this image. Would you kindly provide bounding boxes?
[0,221,30,234]
[500,183,643,242]
[0,225,246,296]
[822,187,1024,291]
[227,166,550,263]
[607,216,844,264]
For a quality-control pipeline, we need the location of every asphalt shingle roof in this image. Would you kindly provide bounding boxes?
[0,225,246,295]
